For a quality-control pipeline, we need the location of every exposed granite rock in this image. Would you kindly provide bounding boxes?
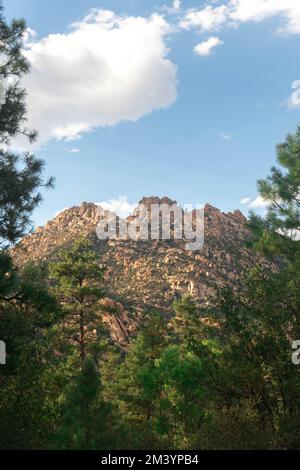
[11,197,275,347]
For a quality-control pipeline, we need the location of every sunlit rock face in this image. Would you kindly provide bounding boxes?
[11,197,275,348]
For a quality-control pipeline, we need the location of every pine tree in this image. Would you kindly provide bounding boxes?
[248,126,300,261]
[0,2,34,144]
[0,2,53,247]
[112,312,169,448]
[49,237,105,364]
[57,358,111,450]
[0,4,57,447]
[0,263,60,449]
[204,127,300,448]
[172,295,201,349]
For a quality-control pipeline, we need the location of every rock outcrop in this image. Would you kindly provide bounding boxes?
[11,197,275,347]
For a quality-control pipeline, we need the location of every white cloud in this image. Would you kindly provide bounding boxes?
[240,195,269,209]
[181,1,300,35]
[229,0,300,33]
[248,195,269,209]
[240,197,251,204]
[17,10,177,149]
[229,0,283,23]
[23,27,37,45]
[194,36,224,56]
[66,147,81,153]
[181,5,228,31]
[172,0,181,12]
[95,197,137,218]
[162,0,181,14]
[240,195,270,209]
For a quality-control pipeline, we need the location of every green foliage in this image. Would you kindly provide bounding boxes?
[56,358,111,450]
[49,237,105,363]
[0,3,31,143]
[0,263,60,449]
[0,250,18,299]
[248,126,300,261]
[0,1,56,447]
[0,151,54,246]
[153,346,204,448]
[0,2,54,246]
[173,295,205,350]
[207,261,300,449]
[0,29,299,450]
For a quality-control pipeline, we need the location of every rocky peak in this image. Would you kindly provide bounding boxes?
[229,209,247,222]
[12,197,269,307]
[138,196,178,211]
[57,202,99,221]
[11,196,274,348]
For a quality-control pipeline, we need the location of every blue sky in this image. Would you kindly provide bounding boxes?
[4,0,300,226]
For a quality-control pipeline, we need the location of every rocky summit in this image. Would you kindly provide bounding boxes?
[11,197,273,347]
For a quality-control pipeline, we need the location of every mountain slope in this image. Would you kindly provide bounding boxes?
[11,197,274,346]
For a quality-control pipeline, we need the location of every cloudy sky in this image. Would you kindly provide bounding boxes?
[5,0,300,226]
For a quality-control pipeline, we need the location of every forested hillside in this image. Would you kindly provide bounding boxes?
[1,2,300,451]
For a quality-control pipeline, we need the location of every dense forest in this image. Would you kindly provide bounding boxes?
[0,4,300,450]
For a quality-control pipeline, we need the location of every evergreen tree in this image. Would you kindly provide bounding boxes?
[57,358,111,450]
[0,2,34,144]
[49,237,105,364]
[0,2,53,247]
[249,126,300,261]
[207,262,300,449]
[0,2,56,448]
[203,128,300,448]
[173,296,203,349]
[0,263,60,449]
[0,151,54,246]
[112,312,169,448]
